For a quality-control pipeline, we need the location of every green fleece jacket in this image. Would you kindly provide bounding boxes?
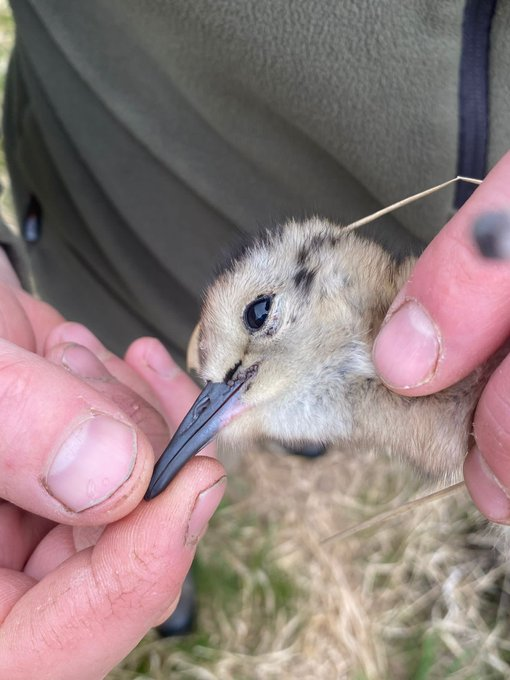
[3,0,509,357]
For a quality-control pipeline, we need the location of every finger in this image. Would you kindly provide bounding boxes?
[0,250,68,355]
[0,248,21,289]
[0,283,36,351]
[24,524,83,581]
[0,504,54,570]
[373,151,510,395]
[24,525,106,582]
[125,338,203,428]
[464,353,510,523]
[46,342,169,454]
[124,339,216,459]
[0,282,65,356]
[45,322,164,412]
[14,289,66,354]
[0,457,226,680]
[0,339,154,524]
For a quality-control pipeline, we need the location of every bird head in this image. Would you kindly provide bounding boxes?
[146,218,411,498]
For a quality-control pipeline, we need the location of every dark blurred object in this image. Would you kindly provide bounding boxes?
[156,571,196,637]
[285,443,327,459]
[22,195,42,243]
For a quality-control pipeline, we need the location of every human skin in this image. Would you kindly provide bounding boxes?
[0,256,225,679]
[373,150,510,523]
[2,149,509,677]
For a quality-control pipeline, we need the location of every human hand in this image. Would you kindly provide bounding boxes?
[0,255,225,680]
[372,151,510,523]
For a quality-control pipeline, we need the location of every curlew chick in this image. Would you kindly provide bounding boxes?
[146,218,492,500]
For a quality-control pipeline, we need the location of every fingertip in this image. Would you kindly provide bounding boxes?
[45,322,109,359]
[0,344,156,524]
[43,414,140,514]
[97,456,226,602]
[45,342,111,380]
[145,455,225,509]
[373,154,510,395]
[125,339,201,428]
[372,300,441,392]
[185,474,227,547]
[464,447,510,523]
[124,335,152,363]
[125,336,180,379]
[0,456,226,679]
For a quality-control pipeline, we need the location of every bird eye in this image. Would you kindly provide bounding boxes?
[243,295,273,331]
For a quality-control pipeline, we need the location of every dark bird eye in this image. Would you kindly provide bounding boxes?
[243,295,273,331]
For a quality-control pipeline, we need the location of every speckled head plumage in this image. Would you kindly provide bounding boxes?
[196,218,406,444]
[146,218,488,500]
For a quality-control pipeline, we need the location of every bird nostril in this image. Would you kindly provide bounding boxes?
[189,396,211,428]
[226,363,259,388]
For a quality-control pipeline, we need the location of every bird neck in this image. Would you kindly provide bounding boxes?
[347,373,484,481]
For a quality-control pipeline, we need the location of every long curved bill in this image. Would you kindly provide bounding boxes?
[145,371,254,500]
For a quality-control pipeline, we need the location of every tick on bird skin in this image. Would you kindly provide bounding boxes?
[146,216,500,505]
[472,211,510,260]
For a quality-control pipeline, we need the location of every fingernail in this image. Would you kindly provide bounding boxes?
[464,447,510,522]
[373,300,440,388]
[62,344,110,380]
[45,415,136,512]
[55,324,108,358]
[185,476,226,547]
[473,211,510,260]
[145,340,179,379]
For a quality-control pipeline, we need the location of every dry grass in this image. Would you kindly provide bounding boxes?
[111,446,510,680]
[0,5,508,679]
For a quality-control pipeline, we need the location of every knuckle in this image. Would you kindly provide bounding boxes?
[91,382,169,448]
